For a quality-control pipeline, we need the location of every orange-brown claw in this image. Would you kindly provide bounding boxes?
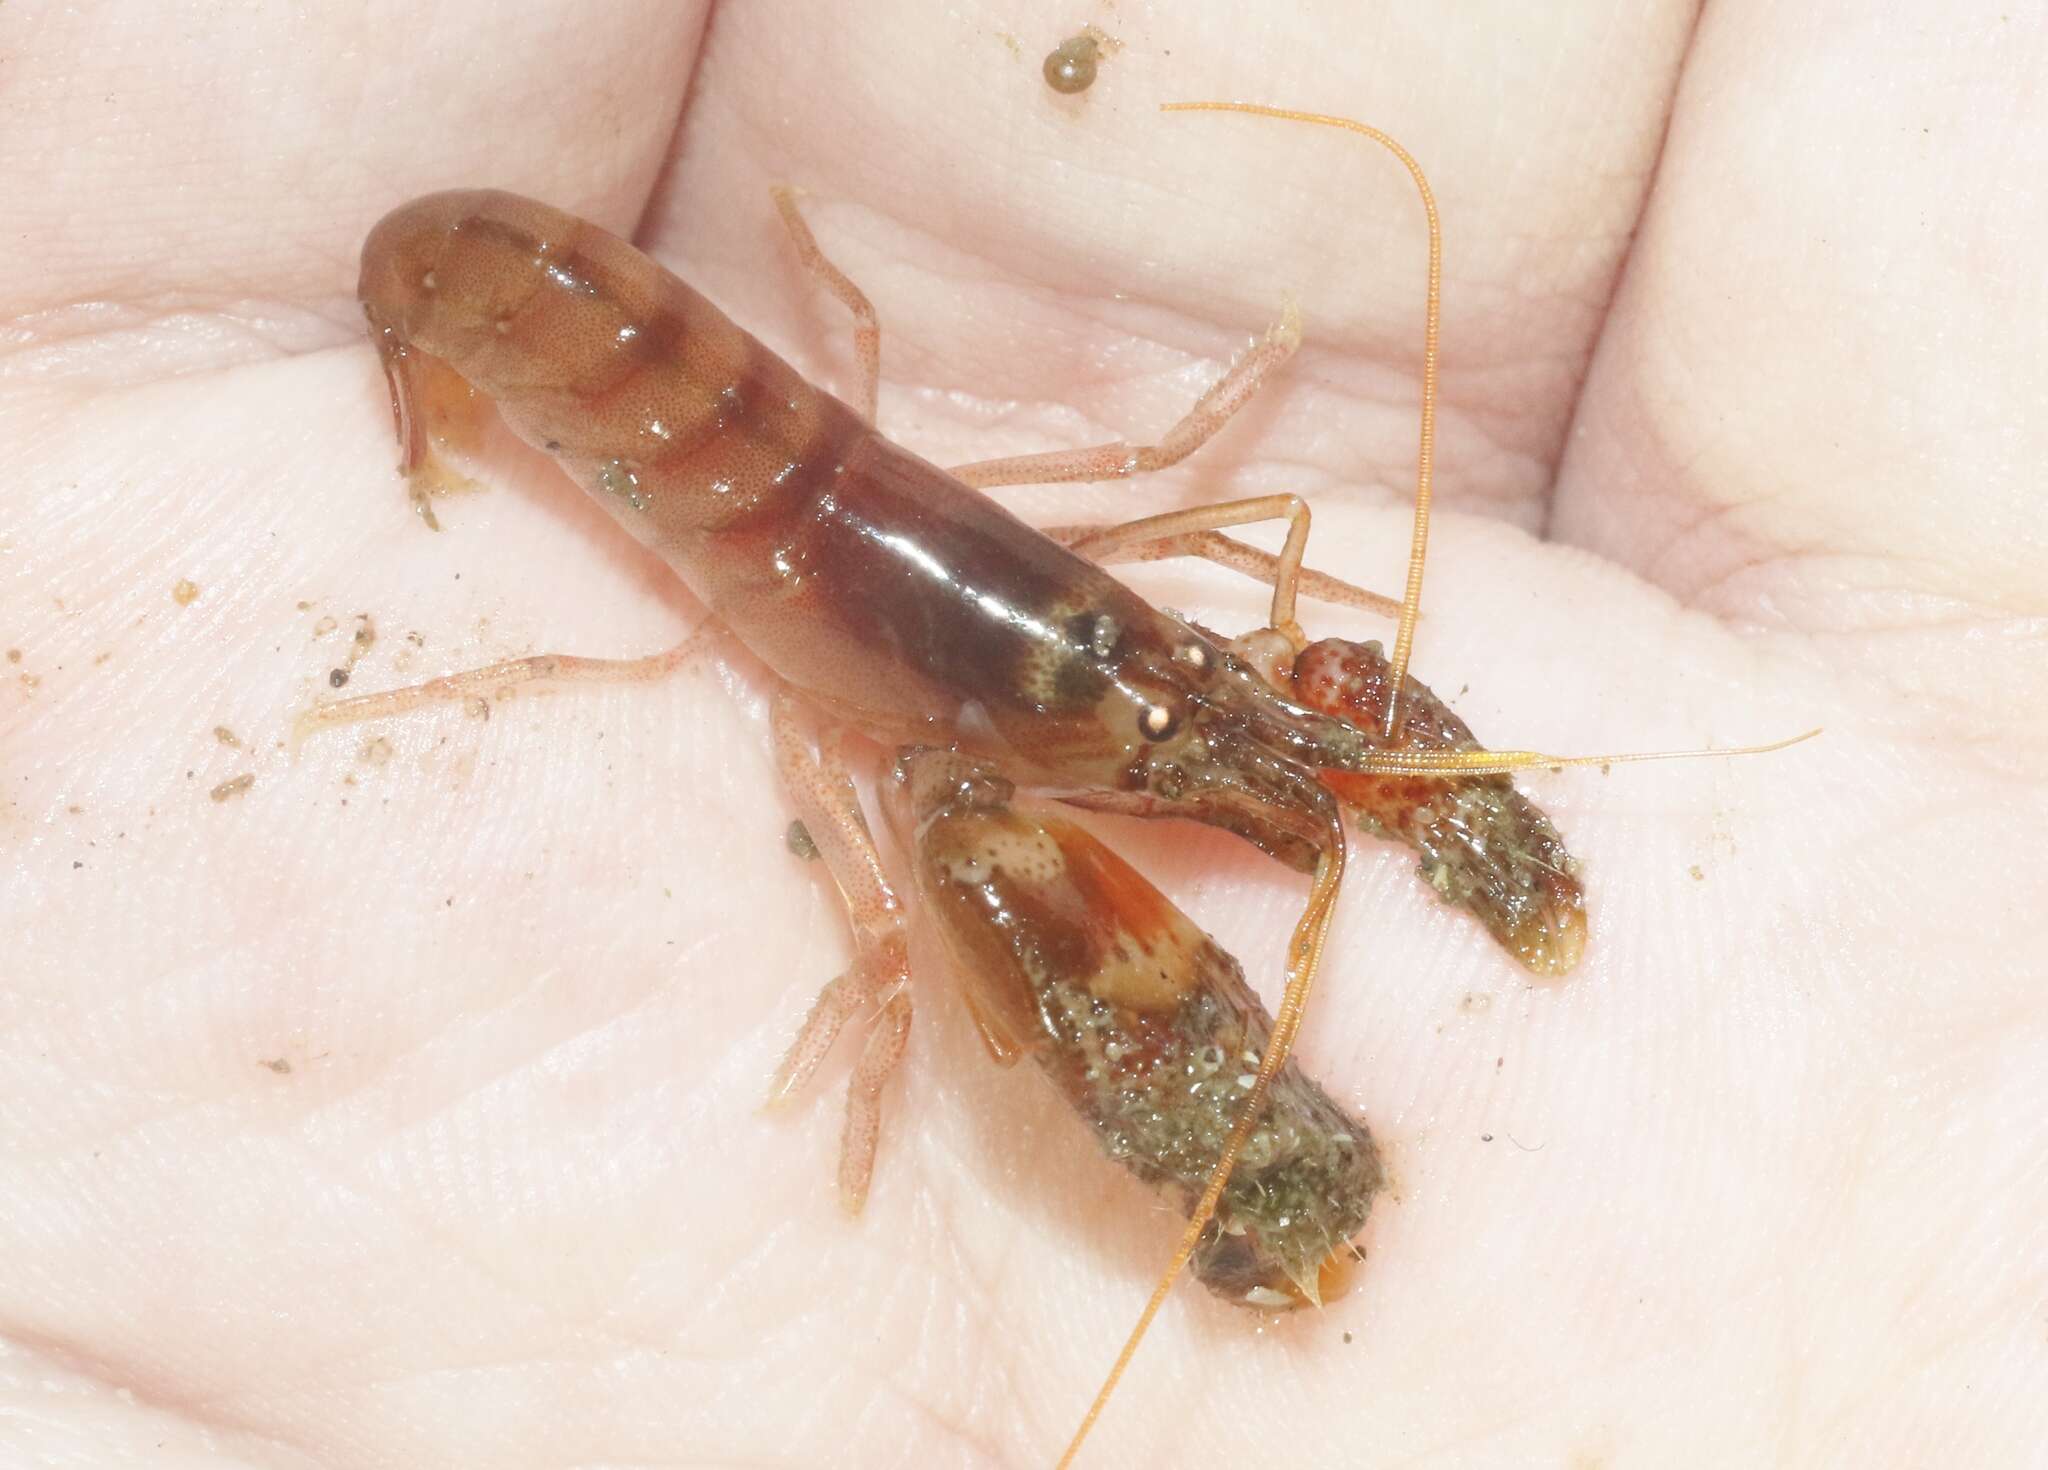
[886,748,1382,1307]
[1290,637,1589,977]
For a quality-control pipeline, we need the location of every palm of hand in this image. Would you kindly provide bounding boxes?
[4,4,2042,1466]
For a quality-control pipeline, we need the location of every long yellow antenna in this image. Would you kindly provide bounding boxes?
[1055,99,1439,1470]
[1057,105,1815,1469]
[1159,101,1442,740]
[1054,837,1345,1470]
[1336,727,1823,778]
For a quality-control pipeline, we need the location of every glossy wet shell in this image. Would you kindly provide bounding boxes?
[357,190,1308,789]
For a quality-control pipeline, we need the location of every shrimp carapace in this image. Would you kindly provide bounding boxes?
[357,190,1399,800]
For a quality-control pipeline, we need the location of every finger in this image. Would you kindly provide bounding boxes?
[1555,1,2048,735]
[0,0,709,327]
[648,0,1699,533]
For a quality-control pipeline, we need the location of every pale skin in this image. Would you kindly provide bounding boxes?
[1,2,2044,1466]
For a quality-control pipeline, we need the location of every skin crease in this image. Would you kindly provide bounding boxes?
[1,0,2044,1465]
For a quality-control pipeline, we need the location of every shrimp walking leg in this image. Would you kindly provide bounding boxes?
[1064,493,1318,634]
[764,694,912,1216]
[292,631,716,749]
[771,187,881,425]
[771,193,1320,615]
[1044,522,1402,618]
[947,301,1301,489]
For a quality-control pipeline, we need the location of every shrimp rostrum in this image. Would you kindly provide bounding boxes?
[315,105,1785,1464]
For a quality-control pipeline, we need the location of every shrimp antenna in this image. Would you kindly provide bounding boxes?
[1159,101,1443,741]
[1055,98,1442,1469]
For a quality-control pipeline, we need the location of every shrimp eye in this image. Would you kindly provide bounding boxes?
[1137,701,1182,741]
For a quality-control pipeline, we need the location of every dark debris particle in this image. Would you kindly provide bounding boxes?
[329,668,349,688]
[209,773,255,803]
[1042,32,1099,93]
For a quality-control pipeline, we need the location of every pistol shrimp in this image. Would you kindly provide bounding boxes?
[302,101,1808,1466]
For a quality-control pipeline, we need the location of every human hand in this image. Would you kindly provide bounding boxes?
[3,3,2041,1466]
